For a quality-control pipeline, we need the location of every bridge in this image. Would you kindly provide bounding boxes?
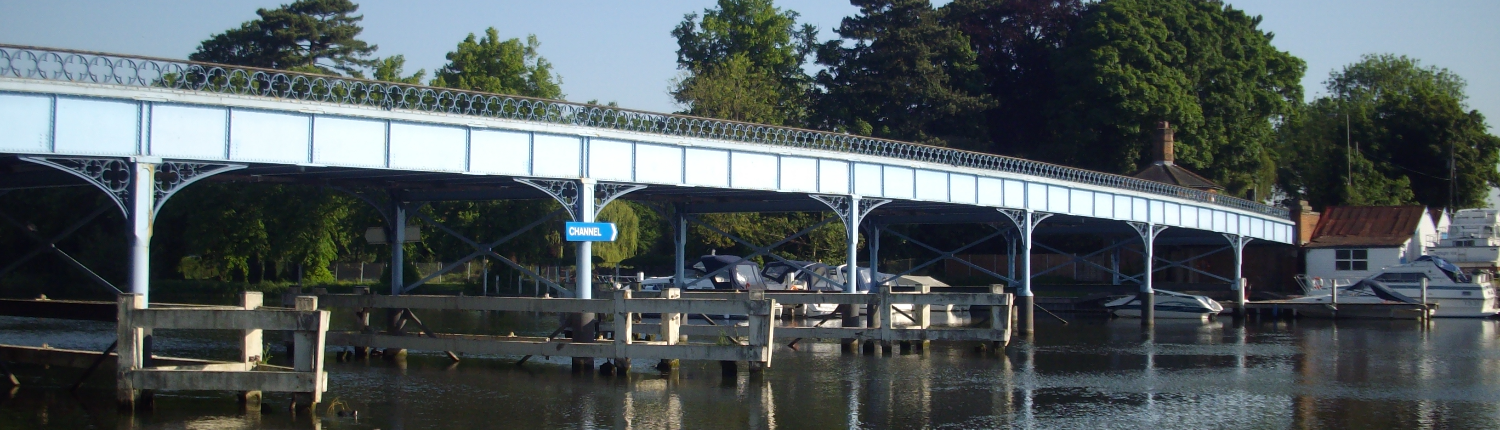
[0,44,1292,407]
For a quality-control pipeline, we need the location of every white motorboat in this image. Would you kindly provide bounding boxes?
[1283,278,1431,319]
[1340,256,1497,318]
[1105,290,1224,320]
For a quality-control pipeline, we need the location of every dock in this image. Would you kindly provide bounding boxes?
[1243,300,1435,320]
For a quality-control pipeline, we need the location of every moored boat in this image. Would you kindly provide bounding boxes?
[1104,290,1224,320]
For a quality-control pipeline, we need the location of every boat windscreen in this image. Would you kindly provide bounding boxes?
[1416,255,1472,283]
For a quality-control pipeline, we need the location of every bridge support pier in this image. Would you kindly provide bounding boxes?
[1225,234,1253,318]
[1129,222,1168,327]
[999,210,1051,336]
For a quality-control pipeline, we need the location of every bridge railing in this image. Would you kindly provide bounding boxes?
[0,44,1287,218]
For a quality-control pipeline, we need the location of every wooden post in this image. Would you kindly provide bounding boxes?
[116,293,146,409]
[746,290,773,371]
[352,286,371,358]
[239,292,264,410]
[1420,277,1429,320]
[291,296,326,411]
[613,289,633,375]
[878,285,894,355]
[913,283,931,352]
[657,288,680,371]
[989,285,1009,350]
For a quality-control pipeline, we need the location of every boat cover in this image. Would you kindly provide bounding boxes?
[1343,279,1422,304]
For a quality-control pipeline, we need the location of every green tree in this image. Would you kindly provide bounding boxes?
[372,55,426,84]
[941,0,1083,157]
[814,0,992,148]
[431,28,563,99]
[671,0,818,125]
[672,53,785,123]
[1277,54,1499,210]
[190,0,377,75]
[1048,0,1304,197]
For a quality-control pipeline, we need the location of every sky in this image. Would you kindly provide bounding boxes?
[3,0,1496,123]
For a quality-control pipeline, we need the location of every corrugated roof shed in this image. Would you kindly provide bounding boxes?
[1305,206,1427,248]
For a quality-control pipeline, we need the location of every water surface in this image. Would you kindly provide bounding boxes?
[1,313,1497,429]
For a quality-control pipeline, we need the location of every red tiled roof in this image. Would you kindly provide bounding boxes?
[1305,206,1426,248]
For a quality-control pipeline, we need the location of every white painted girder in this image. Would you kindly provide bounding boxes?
[0,78,1294,243]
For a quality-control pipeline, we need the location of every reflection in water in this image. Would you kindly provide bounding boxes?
[2,314,1500,428]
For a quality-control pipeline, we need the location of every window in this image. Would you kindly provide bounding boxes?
[1335,249,1368,271]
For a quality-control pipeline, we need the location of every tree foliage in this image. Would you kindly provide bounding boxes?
[1047,0,1304,197]
[432,28,563,99]
[814,0,992,147]
[940,0,1083,157]
[190,0,377,75]
[671,0,817,125]
[1277,54,1499,210]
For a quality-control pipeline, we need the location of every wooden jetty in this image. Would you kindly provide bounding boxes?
[0,292,329,411]
[1243,300,1435,320]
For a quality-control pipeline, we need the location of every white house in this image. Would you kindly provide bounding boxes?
[1304,206,1435,282]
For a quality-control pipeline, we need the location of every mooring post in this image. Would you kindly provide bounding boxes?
[291,296,326,412]
[989,284,1008,350]
[747,290,774,372]
[913,283,931,353]
[352,286,371,358]
[878,285,894,355]
[657,288,681,372]
[239,292,264,410]
[612,289,633,376]
[116,293,145,410]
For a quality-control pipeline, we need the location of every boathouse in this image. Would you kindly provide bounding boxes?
[1304,206,1439,281]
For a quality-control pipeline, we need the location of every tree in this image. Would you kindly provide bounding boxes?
[1048,0,1304,197]
[814,0,992,148]
[941,0,1083,157]
[672,53,784,123]
[190,0,377,75]
[431,28,563,99]
[1277,54,1499,210]
[671,0,818,125]
[372,55,426,84]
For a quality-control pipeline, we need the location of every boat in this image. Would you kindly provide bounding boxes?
[1429,209,1500,272]
[1341,255,1495,317]
[1282,278,1431,319]
[1104,290,1224,320]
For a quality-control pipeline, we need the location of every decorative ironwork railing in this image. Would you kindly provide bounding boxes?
[0,44,1288,218]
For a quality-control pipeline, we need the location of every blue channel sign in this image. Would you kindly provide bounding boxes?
[565,222,618,242]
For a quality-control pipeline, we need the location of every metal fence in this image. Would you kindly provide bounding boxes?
[0,44,1288,218]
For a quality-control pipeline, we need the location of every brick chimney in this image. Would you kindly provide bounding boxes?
[1153,121,1174,165]
[1289,200,1320,246]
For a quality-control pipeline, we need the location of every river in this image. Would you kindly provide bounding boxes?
[2,311,1498,429]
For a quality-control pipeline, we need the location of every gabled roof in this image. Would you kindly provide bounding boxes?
[1131,162,1224,191]
[1305,206,1427,248]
